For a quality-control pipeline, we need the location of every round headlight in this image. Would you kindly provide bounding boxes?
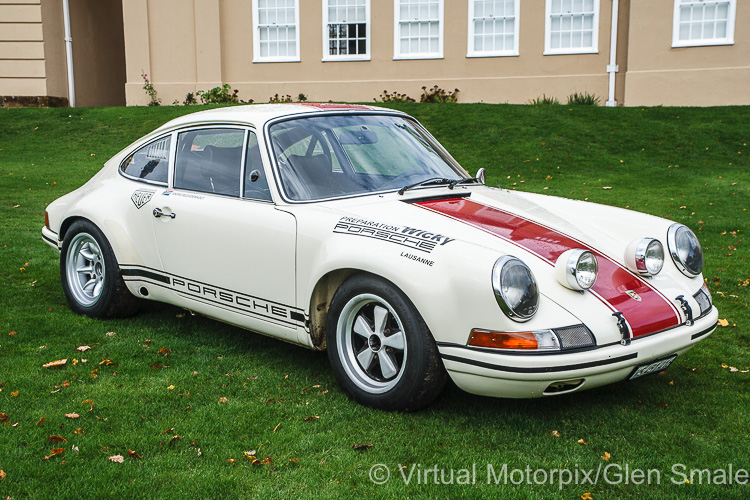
[625,238,664,276]
[555,249,598,291]
[492,256,539,322]
[667,223,703,277]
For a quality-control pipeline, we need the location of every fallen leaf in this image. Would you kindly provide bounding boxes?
[219,397,228,403]
[289,458,299,464]
[36,417,46,426]
[167,385,176,390]
[162,427,174,434]
[197,448,203,457]
[157,347,171,356]
[168,435,180,446]
[602,186,612,190]
[8,331,16,336]
[10,391,18,397]
[99,358,113,366]
[581,493,593,500]
[47,435,67,443]
[42,359,67,368]
[65,413,79,419]
[44,448,65,460]
[261,457,273,465]
[243,451,256,459]
[74,428,84,435]
[227,458,236,463]
[0,413,8,422]
[72,445,79,453]
[273,423,281,432]
[76,346,91,352]
[0,469,5,480]
[353,443,373,451]
[127,449,142,460]
[718,318,729,327]
[61,380,70,388]
[655,403,669,408]
[106,332,116,336]
[303,416,320,422]
[577,439,589,445]
[550,430,561,437]
[109,455,124,463]
[601,452,611,461]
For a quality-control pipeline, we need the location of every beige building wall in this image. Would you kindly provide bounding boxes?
[1,0,125,107]
[125,0,617,106]
[625,0,750,106]
[0,0,48,96]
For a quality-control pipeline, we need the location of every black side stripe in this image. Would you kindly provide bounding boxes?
[691,325,716,340]
[121,268,171,284]
[42,233,59,247]
[440,353,638,374]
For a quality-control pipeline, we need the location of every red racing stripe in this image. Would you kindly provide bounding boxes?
[417,198,681,337]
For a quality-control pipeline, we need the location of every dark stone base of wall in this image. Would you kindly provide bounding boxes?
[1,96,70,108]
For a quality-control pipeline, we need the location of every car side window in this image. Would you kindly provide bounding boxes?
[174,128,245,197]
[243,131,272,201]
[120,136,171,184]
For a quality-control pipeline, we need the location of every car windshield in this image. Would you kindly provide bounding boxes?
[268,114,467,201]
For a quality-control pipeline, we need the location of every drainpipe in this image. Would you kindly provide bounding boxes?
[606,0,619,107]
[62,0,75,107]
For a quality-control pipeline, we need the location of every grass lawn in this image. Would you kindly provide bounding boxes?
[0,102,748,499]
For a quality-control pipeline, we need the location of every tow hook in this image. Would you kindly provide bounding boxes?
[675,295,693,326]
[613,312,631,346]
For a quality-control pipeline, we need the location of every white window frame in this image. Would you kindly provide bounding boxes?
[672,0,736,47]
[322,0,371,62]
[467,0,521,57]
[393,0,444,60]
[544,0,599,55]
[252,0,301,63]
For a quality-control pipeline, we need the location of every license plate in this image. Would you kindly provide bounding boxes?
[629,354,678,381]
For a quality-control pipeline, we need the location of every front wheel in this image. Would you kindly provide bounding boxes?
[326,274,447,411]
[60,220,138,318]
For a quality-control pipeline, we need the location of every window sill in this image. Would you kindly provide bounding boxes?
[252,58,301,64]
[671,40,735,48]
[321,56,372,62]
[466,52,519,58]
[393,55,444,61]
[543,49,599,56]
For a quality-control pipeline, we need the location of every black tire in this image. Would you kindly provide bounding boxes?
[60,220,138,319]
[326,273,447,411]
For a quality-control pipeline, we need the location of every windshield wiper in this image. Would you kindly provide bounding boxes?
[448,177,481,190]
[397,177,455,195]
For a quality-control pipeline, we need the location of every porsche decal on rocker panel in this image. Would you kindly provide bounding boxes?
[120,266,305,328]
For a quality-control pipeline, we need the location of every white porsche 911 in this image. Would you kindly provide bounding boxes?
[42,103,717,411]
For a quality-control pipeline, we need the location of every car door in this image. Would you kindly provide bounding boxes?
[150,126,301,342]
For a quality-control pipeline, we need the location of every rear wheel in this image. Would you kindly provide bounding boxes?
[326,274,446,411]
[60,220,138,318]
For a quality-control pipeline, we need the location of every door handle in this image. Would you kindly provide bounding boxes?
[153,207,176,219]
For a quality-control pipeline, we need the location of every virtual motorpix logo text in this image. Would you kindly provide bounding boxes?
[368,463,750,488]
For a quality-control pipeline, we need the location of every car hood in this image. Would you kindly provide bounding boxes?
[310,186,686,339]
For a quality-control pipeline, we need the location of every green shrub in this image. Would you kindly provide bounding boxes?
[420,85,459,103]
[196,84,240,104]
[567,91,600,106]
[528,94,561,105]
[375,90,416,103]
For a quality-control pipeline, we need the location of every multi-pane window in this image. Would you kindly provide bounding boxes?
[672,0,736,47]
[468,0,520,57]
[394,0,444,59]
[323,0,370,61]
[252,0,300,62]
[544,0,599,55]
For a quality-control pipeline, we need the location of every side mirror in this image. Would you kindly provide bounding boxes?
[476,168,486,185]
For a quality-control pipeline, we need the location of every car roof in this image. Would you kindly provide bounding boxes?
[156,103,396,132]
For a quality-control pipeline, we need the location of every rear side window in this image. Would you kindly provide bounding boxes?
[174,129,245,197]
[120,136,171,184]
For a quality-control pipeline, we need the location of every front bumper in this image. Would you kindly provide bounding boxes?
[42,226,60,252]
[439,307,718,398]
